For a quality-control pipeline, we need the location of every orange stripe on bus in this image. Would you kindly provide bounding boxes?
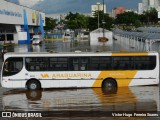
[92,71,137,87]
[112,53,148,56]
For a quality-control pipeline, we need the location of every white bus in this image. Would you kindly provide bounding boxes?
[0,51,159,90]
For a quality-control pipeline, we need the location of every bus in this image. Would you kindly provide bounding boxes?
[0,51,159,90]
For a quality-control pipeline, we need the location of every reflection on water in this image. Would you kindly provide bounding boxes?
[2,86,159,112]
[2,38,160,56]
[4,40,142,53]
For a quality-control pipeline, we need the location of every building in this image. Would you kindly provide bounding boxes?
[0,0,45,44]
[46,13,91,23]
[91,3,106,17]
[112,6,126,18]
[46,14,67,23]
[138,3,144,14]
[90,28,113,46]
[142,0,149,11]
[142,0,160,11]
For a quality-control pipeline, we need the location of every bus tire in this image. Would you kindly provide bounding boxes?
[102,79,117,92]
[27,79,41,90]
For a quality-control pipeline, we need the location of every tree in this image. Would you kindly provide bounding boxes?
[115,12,140,26]
[134,20,141,28]
[64,11,113,31]
[44,17,57,31]
[87,17,97,31]
[65,12,88,30]
[87,11,113,31]
[139,8,158,24]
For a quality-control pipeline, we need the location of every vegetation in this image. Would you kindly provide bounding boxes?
[64,11,113,31]
[87,11,113,31]
[114,8,159,29]
[65,12,88,30]
[139,8,158,25]
[115,11,140,27]
[44,17,57,31]
[44,8,159,32]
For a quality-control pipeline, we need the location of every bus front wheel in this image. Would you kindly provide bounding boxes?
[102,79,117,92]
[27,80,41,90]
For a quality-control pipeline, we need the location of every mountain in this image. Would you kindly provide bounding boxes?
[32,0,142,14]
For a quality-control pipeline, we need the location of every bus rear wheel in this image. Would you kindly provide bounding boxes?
[27,80,41,90]
[102,79,117,92]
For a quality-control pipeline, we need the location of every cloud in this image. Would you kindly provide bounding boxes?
[5,0,19,4]
[19,0,43,7]
[32,0,141,14]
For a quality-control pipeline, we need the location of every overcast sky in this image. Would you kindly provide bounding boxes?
[34,0,142,14]
[18,0,43,7]
[9,0,142,14]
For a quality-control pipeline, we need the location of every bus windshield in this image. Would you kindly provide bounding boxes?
[3,57,23,77]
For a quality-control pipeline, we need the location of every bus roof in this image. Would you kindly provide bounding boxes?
[3,51,159,59]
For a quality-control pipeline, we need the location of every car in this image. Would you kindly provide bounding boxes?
[31,35,43,45]
[32,38,42,45]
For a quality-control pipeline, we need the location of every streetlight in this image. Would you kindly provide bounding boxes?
[102,0,105,37]
[96,2,100,28]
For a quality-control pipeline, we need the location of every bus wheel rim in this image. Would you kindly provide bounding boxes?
[30,83,37,90]
[107,83,113,87]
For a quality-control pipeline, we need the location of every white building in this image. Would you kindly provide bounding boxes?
[91,3,106,17]
[46,13,91,23]
[46,14,67,22]
[138,3,144,14]
[142,0,160,11]
[90,28,113,46]
[0,0,45,44]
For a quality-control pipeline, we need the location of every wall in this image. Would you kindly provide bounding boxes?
[90,31,113,46]
[0,0,45,26]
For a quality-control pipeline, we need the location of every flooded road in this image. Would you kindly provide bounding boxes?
[0,87,159,118]
[4,39,141,53]
[1,87,159,111]
[0,40,160,119]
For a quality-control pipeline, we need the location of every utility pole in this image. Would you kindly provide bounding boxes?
[96,2,100,28]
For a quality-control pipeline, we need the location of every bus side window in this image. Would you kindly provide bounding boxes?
[134,56,156,70]
[73,64,79,71]
[80,64,86,71]
[80,58,88,71]
[72,58,79,71]
[112,56,134,70]
[71,57,88,71]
